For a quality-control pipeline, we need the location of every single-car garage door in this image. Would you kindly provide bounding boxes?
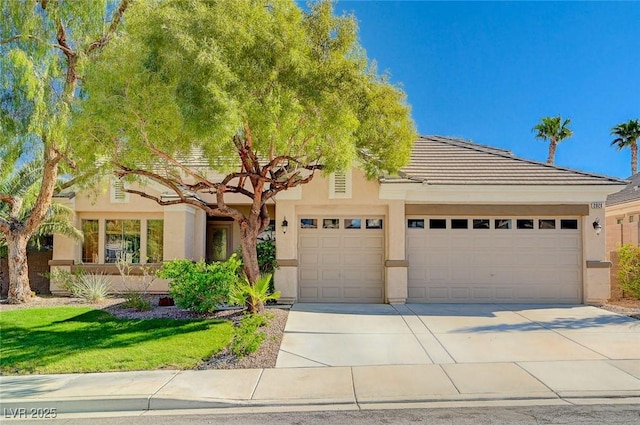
[298,216,385,303]
[407,216,582,303]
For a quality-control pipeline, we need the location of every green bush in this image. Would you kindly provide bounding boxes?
[230,313,272,358]
[616,244,640,299]
[121,291,152,311]
[46,268,86,296]
[158,255,242,313]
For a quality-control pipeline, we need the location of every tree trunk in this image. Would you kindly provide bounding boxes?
[7,235,32,304]
[632,144,638,175]
[547,141,557,164]
[239,224,263,313]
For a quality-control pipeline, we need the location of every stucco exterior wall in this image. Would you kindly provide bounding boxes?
[605,201,640,256]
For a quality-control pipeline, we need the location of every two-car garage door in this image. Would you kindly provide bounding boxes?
[407,216,582,303]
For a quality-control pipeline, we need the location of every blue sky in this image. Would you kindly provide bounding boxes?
[335,1,640,179]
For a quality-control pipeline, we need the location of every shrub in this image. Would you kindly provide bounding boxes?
[46,268,86,296]
[75,273,111,303]
[230,313,272,358]
[158,255,242,313]
[616,244,640,299]
[228,273,280,313]
[115,260,157,311]
[121,291,152,311]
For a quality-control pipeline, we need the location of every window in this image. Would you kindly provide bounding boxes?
[366,218,383,229]
[630,216,635,223]
[560,219,578,230]
[495,219,511,229]
[407,219,425,229]
[429,219,447,229]
[147,220,164,263]
[517,219,534,229]
[451,219,468,229]
[105,220,141,263]
[300,218,317,229]
[81,220,99,263]
[345,218,361,229]
[472,219,490,229]
[539,219,556,229]
[323,218,340,229]
[617,218,624,224]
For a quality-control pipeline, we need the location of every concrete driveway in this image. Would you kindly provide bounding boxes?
[276,303,640,367]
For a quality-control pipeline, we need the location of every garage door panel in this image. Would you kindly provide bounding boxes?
[299,236,320,249]
[321,287,341,299]
[429,287,449,300]
[300,252,321,265]
[407,215,581,303]
[299,287,318,299]
[321,236,340,248]
[321,269,340,280]
[472,287,493,300]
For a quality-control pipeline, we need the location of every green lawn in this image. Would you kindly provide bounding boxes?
[0,307,235,375]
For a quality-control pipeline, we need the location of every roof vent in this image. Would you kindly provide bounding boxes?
[334,172,347,194]
[110,178,129,203]
[329,170,352,199]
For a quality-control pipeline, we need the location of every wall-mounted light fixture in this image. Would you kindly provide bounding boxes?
[592,218,602,236]
[281,217,289,234]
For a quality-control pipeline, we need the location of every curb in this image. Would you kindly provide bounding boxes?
[3,392,640,417]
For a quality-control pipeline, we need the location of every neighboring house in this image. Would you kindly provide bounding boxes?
[50,136,626,304]
[605,173,640,255]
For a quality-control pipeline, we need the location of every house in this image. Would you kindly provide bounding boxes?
[50,136,626,304]
[604,173,639,299]
[605,173,640,254]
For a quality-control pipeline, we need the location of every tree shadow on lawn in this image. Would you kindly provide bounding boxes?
[0,310,232,374]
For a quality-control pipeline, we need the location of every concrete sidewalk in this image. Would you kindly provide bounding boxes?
[2,360,640,415]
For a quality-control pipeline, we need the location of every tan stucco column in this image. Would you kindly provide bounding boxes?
[163,204,198,260]
[385,200,408,304]
[583,205,611,304]
[274,200,298,303]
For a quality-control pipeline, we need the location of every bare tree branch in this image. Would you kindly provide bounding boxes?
[84,0,130,55]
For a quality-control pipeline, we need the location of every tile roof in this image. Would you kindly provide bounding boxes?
[606,173,640,206]
[390,136,625,186]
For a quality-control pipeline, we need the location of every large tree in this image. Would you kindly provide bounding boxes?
[611,119,640,176]
[0,0,129,303]
[532,115,573,164]
[76,0,416,311]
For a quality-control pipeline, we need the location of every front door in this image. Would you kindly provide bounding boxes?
[206,222,233,262]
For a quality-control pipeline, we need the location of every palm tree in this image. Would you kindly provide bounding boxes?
[532,116,574,164]
[611,119,640,176]
[1,158,82,301]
